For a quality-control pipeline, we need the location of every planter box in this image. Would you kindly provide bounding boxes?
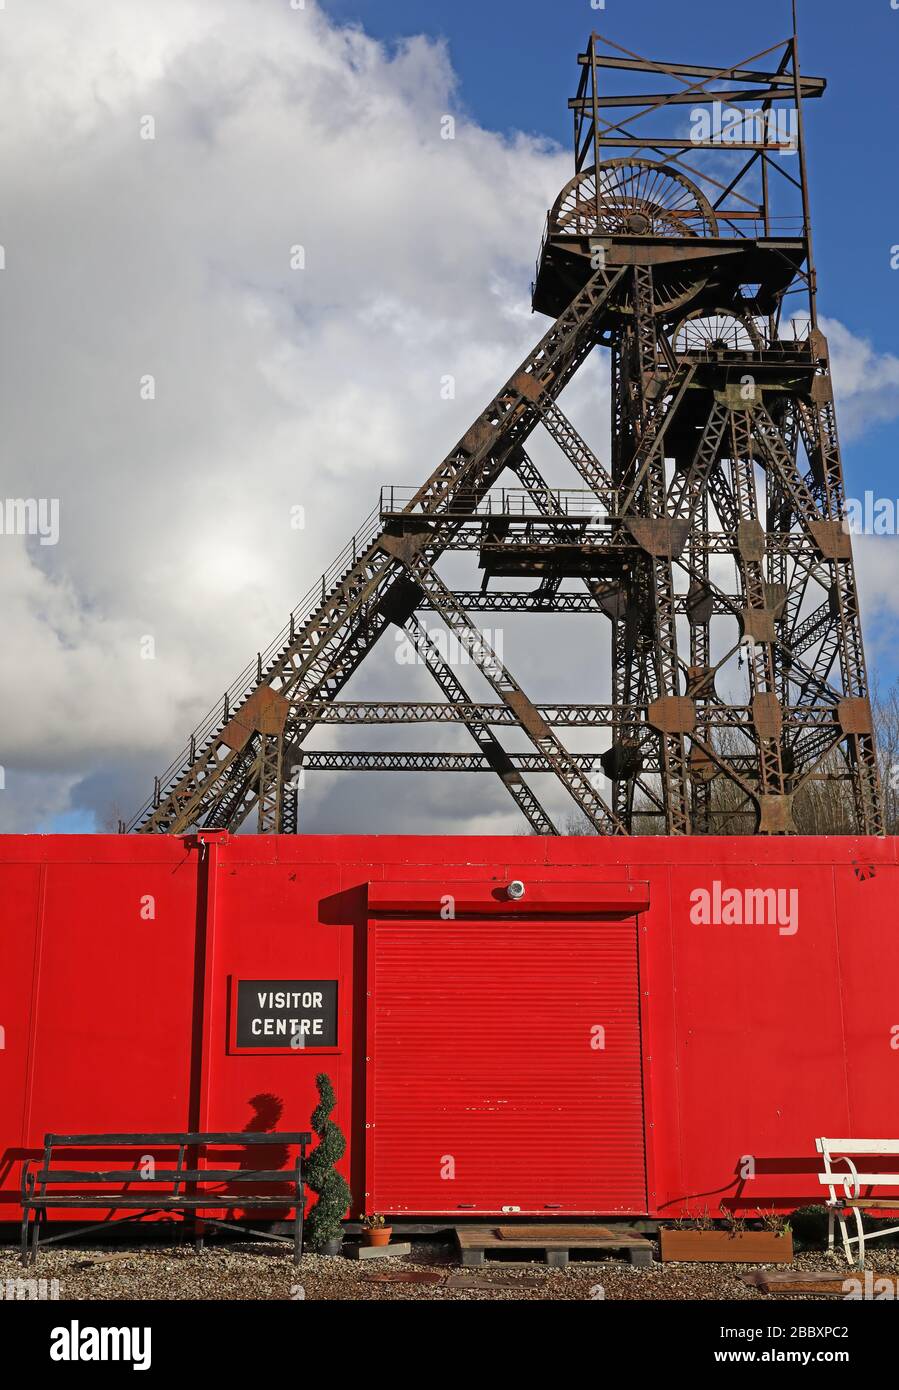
[660,1228,794,1264]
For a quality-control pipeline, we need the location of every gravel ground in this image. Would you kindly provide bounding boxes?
[4,1236,899,1301]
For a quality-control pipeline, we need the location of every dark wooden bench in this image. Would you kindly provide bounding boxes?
[21,1131,311,1266]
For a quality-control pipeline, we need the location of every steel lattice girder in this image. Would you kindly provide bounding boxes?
[296,750,775,780]
[128,29,884,839]
[289,701,834,728]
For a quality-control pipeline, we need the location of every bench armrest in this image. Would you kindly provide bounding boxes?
[20,1159,35,1205]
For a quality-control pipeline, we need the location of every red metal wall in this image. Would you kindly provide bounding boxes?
[1,832,897,1222]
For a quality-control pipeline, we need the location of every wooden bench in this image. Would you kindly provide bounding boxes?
[20,1131,311,1266]
[816,1137,899,1267]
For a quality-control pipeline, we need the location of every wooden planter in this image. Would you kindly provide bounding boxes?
[660,1228,793,1264]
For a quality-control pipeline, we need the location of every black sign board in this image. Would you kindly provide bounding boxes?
[235,980,338,1049]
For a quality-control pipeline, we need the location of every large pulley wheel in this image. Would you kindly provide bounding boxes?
[672,308,767,356]
[548,158,718,316]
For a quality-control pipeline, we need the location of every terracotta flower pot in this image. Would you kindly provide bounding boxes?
[363,1227,393,1247]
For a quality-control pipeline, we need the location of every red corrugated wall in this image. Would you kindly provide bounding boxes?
[1,832,897,1223]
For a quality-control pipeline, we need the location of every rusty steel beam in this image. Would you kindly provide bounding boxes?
[578,51,825,97]
[570,87,821,109]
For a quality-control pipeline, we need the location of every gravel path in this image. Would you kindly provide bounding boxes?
[4,1238,898,1301]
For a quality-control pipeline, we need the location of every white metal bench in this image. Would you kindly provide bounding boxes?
[816,1138,899,1267]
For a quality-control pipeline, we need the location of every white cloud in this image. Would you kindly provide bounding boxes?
[809,318,899,671]
[853,536,899,671]
[820,316,899,441]
[0,0,578,833]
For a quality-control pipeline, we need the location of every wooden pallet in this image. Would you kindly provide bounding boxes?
[455,1224,654,1268]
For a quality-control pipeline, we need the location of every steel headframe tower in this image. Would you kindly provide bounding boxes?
[129,27,883,839]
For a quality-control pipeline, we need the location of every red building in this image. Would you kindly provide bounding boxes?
[2,832,896,1222]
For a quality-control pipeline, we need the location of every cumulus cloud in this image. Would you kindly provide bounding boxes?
[820,316,899,441]
[0,0,584,833]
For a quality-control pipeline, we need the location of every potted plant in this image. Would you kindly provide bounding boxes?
[659,1206,793,1264]
[305,1072,352,1257]
[361,1213,393,1247]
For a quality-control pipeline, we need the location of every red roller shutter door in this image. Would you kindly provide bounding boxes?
[366,916,646,1215]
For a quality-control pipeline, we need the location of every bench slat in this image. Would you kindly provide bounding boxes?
[816,1139,899,1155]
[818,1173,899,1186]
[32,1170,296,1184]
[27,1196,299,1209]
[44,1132,310,1147]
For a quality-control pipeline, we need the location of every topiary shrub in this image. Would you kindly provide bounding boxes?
[305,1072,352,1252]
